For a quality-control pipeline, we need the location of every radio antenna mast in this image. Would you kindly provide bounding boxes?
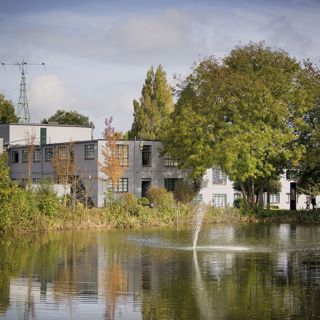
[0,61,46,123]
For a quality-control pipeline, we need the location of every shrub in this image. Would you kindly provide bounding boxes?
[137,197,150,206]
[33,180,59,217]
[173,180,196,203]
[146,186,174,207]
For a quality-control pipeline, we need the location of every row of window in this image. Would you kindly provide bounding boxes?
[107,177,180,193]
[212,168,298,185]
[206,193,287,208]
[11,144,178,167]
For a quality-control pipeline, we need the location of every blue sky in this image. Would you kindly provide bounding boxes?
[1,0,320,137]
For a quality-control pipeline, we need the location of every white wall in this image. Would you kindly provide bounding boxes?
[0,123,92,145]
[199,168,318,210]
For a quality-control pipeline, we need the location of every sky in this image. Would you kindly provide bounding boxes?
[1,0,320,138]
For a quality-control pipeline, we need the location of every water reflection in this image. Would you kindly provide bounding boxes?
[0,224,320,319]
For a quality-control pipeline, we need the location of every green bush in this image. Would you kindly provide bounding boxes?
[137,197,150,206]
[173,180,196,203]
[146,186,174,207]
[33,180,59,217]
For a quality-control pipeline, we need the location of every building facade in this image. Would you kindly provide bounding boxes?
[2,123,316,210]
[0,123,93,146]
[198,166,313,210]
[8,139,189,207]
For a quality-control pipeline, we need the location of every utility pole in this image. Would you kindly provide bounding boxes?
[1,61,45,123]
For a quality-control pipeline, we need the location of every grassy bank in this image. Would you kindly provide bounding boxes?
[2,202,320,235]
[2,198,256,235]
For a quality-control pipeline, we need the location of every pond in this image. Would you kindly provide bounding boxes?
[1,223,320,319]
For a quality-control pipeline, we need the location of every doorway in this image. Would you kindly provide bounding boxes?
[141,179,151,198]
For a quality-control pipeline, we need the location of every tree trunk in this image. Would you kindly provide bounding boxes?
[267,191,270,211]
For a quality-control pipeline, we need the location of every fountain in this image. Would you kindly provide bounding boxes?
[192,203,206,250]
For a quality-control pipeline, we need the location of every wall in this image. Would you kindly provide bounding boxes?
[0,123,92,145]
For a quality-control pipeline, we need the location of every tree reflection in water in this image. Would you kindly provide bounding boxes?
[0,225,319,319]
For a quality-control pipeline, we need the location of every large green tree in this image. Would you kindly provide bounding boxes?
[129,65,174,140]
[42,110,94,128]
[163,42,316,208]
[0,94,18,124]
[296,61,320,195]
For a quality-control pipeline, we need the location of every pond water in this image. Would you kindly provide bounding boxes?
[1,223,320,319]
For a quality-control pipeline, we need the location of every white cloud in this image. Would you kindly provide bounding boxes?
[28,74,75,122]
[1,0,320,135]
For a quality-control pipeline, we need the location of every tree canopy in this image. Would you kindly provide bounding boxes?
[42,110,94,128]
[0,94,18,124]
[162,42,318,208]
[128,65,174,140]
[296,61,320,194]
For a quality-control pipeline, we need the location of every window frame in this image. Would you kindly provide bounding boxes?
[84,144,95,160]
[116,144,129,167]
[269,193,280,204]
[22,149,28,163]
[33,148,42,163]
[164,154,178,167]
[109,178,128,193]
[212,194,227,208]
[45,147,53,162]
[164,178,181,192]
[11,150,19,163]
[212,167,227,184]
[142,145,152,167]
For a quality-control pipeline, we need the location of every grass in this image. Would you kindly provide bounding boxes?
[2,201,320,236]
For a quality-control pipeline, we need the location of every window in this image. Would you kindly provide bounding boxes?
[33,149,41,162]
[109,178,128,193]
[11,150,19,163]
[212,194,227,208]
[56,146,68,160]
[116,144,129,166]
[164,178,181,192]
[45,148,53,162]
[164,154,178,167]
[212,167,227,184]
[22,149,28,163]
[286,193,290,204]
[269,193,280,204]
[142,145,152,166]
[85,144,95,160]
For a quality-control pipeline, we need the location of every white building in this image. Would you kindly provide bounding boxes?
[198,167,313,210]
[0,123,93,146]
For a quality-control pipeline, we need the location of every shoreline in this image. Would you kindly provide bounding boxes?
[2,204,320,236]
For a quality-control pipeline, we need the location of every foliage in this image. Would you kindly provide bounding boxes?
[173,179,196,203]
[33,180,59,217]
[0,153,32,232]
[137,197,150,206]
[163,42,316,208]
[146,186,174,207]
[128,65,174,140]
[52,142,75,207]
[0,94,18,124]
[100,117,127,191]
[42,109,94,128]
[296,61,320,195]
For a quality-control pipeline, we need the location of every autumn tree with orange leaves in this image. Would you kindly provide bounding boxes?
[100,117,126,192]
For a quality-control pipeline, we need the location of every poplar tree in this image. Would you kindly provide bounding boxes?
[129,65,174,140]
